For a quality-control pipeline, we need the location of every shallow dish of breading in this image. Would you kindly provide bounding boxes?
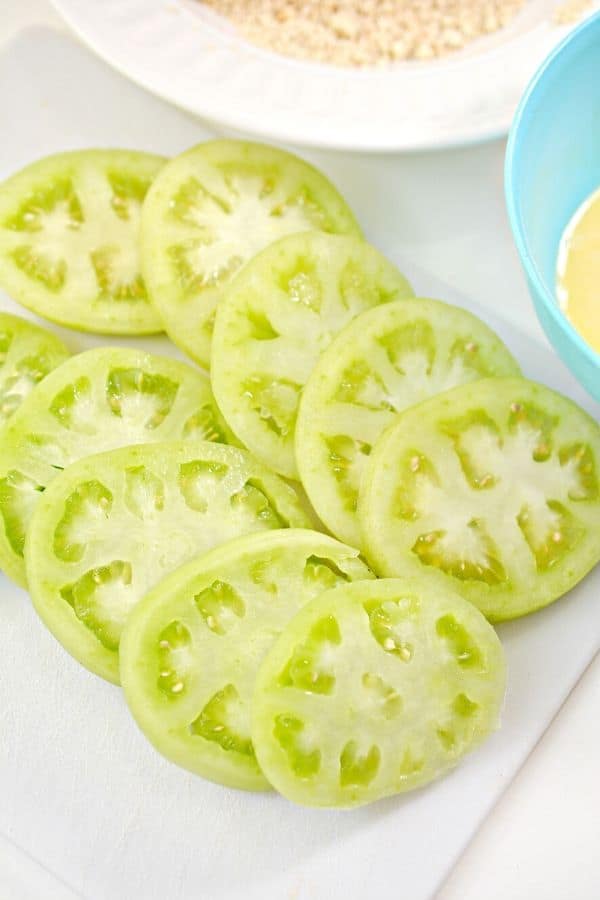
[50,0,600,150]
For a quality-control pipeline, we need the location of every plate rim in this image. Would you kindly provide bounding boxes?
[48,0,590,153]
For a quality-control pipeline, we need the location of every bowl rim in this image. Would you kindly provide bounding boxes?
[505,10,600,372]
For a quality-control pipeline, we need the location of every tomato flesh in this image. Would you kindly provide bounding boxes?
[251,577,506,808]
[120,529,372,790]
[296,298,520,546]
[0,311,69,424]
[0,347,228,586]
[140,140,361,367]
[359,377,600,621]
[211,233,413,479]
[25,441,310,683]
[0,150,165,334]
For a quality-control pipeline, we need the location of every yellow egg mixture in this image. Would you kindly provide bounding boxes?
[557,186,600,354]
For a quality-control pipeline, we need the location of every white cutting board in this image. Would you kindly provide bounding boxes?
[0,26,599,900]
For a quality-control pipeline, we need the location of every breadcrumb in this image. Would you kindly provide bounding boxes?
[199,0,528,67]
[553,0,593,24]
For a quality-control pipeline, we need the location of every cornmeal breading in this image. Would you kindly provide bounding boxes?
[200,0,528,66]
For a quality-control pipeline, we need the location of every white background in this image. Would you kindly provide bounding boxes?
[1,3,599,899]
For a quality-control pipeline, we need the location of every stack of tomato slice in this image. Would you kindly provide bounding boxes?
[0,140,597,809]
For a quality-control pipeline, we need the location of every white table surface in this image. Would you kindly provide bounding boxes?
[1,4,599,899]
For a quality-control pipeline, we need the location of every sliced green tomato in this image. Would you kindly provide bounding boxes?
[140,140,361,367]
[359,377,600,621]
[295,298,520,547]
[0,312,69,425]
[0,347,230,586]
[252,577,505,808]
[25,441,310,684]
[120,529,373,790]
[211,233,413,479]
[0,150,165,334]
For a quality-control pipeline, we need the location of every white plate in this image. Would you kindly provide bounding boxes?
[50,0,600,152]
[1,26,600,900]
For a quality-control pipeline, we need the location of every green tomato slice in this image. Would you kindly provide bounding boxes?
[25,441,310,684]
[295,298,520,547]
[140,140,361,367]
[0,150,165,334]
[0,312,69,425]
[211,233,413,479]
[0,347,229,586]
[120,529,373,790]
[359,377,600,621]
[252,577,505,808]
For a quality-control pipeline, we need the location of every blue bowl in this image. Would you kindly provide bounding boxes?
[505,12,600,402]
